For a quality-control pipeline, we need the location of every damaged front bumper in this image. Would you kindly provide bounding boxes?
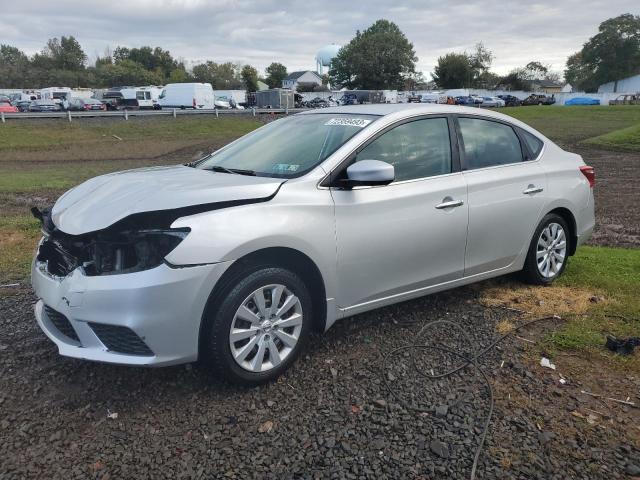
[32,251,231,366]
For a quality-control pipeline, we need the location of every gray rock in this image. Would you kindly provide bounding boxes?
[435,405,448,418]
[626,464,640,476]
[430,440,449,459]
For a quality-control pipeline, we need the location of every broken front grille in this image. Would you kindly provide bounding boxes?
[44,305,80,342]
[89,323,154,356]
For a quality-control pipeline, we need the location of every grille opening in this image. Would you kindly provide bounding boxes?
[43,305,80,342]
[89,323,154,356]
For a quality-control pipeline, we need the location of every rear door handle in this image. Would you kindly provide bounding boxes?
[523,186,543,195]
[435,199,464,209]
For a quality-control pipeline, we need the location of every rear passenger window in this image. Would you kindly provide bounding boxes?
[355,118,451,181]
[458,118,523,169]
[520,129,544,159]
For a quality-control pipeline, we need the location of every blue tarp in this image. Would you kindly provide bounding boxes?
[564,97,600,105]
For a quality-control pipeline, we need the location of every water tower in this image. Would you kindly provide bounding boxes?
[316,44,342,75]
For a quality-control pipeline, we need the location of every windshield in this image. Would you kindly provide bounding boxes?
[195,113,378,178]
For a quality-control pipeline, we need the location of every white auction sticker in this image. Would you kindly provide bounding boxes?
[324,118,372,128]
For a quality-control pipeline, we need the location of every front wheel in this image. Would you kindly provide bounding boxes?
[521,214,570,285]
[202,267,312,385]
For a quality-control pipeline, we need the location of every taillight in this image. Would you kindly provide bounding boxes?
[580,165,595,187]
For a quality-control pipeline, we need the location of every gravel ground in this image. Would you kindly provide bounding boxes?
[1,285,638,479]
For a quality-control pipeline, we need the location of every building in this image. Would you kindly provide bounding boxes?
[524,80,563,94]
[598,73,640,93]
[282,71,323,91]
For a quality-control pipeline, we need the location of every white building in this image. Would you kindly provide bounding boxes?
[282,71,323,91]
[598,73,640,93]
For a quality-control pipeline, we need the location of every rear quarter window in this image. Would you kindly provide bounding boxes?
[519,129,544,159]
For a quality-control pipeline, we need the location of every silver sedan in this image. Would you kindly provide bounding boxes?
[32,104,595,384]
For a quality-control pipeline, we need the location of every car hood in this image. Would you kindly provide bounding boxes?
[51,165,285,235]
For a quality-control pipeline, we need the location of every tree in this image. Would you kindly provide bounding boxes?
[568,13,640,91]
[41,36,87,70]
[564,52,598,92]
[0,45,30,88]
[329,19,416,90]
[94,59,163,87]
[265,62,287,89]
[241,65,259,92]
[431,43,497,88]
[498,61,560,91]
[432,53,474,88]
[112,45,179,80]
[191,61,243,89]
[167,68,190,83]
[522,61,549,81]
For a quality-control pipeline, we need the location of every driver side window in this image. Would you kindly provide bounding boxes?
[355,118,452,182]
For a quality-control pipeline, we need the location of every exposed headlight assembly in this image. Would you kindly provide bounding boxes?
[33,205,190,277]
[88,228,190,275]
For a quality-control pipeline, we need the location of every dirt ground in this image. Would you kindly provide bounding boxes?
[0,117,639,479]
[578,146,640,248]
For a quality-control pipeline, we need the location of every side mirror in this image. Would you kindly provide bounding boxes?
[343,160,394,187]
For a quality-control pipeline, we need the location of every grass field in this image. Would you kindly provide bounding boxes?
[0,107,639,360]
[503,105,640,149]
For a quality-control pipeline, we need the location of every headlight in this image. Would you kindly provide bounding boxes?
[87,228,190,276]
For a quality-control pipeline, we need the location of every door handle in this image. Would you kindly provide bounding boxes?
[435,199,464,209]
[523,186,544,195]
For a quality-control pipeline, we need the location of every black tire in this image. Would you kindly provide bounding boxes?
[521,213,570,285]
[202,267,312,385]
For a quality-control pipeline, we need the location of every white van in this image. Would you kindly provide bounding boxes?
[158,83,215,109]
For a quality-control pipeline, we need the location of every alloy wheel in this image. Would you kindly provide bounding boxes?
[536,222,567,279]
[229,284,303,372]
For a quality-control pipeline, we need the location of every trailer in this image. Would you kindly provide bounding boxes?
[254,89,295,109]
[40,87,72,103]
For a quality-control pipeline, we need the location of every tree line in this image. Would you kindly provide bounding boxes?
[1,14,638,93]
[0,37,290,91]
[431,14,640,92]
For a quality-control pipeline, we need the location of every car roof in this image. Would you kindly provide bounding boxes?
[297,103,546,138]
[299,103,505,119]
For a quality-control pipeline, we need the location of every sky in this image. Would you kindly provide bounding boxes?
[0,0,636,78]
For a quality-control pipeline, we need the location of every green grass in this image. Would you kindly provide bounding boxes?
[547,246,640,350]
[583,123,640,151]
[0,116,261,152]
[502,105,640,147]
[0,214,40,284]
[0,160,163,193]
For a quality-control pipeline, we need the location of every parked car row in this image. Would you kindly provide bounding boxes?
[608,94,640,106]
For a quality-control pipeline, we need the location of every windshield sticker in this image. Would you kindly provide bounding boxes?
[272,164,300,173]
[324,118,372,128]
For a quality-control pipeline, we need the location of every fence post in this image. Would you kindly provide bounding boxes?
[173,108,176,118]
[67,110,72,122]
[124,109,128,120]
[1,111,4,124]
[285,106,289,115]
[252,107,256,117]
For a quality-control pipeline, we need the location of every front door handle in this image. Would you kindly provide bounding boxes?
[523,185,544,195]
[435,198,464,209]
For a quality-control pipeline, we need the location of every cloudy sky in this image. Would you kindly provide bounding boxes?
[0,0,635,77]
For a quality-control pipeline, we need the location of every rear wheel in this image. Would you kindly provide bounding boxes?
[521,214,569,285]
[203,267,312,385]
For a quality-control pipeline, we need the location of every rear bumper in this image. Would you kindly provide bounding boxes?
[32,258,231,366]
